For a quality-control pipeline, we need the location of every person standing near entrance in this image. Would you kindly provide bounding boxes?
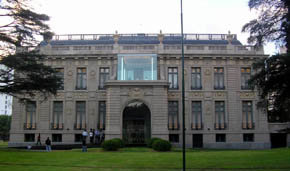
[36,133,41,146]
[82,129,88,142]
[45,137,51,152]
[89,129,94,144]
[82,139,87,152]
[95,129,100,144]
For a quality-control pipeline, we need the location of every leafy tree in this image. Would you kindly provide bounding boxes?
[0,115,11,141]
[0,0,61,100]
[242,0,290,122]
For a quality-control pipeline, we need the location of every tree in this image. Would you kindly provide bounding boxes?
[0,0,61,100]
[0,115,11,141]
[242,0,290,122]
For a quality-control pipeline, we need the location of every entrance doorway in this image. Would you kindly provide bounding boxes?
[193,134,203,148]
[123,101,151,145]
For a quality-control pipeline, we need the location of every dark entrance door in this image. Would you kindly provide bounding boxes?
[123,101,151,145]
[193,134,203,148]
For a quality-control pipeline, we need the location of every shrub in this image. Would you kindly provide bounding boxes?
[147,137,162,148]
[102,138,124,151]
[152,139,171,151]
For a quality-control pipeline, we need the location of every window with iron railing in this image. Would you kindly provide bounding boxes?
[24,101,36,130]
[191,67,202,90]
[76,68,87,90]
[214,101,227,130]
[214,67,225,90]
[168,101,179,130]
[168,67,178,89]
[98,101,106,130]
[75,101,86,130]
[191,101,203,130]
[242,101,255,129]
[52,101,63,130]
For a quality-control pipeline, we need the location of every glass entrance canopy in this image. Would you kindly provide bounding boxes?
[117,54,157,80]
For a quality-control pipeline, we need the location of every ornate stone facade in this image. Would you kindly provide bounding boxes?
[9,32,281,149]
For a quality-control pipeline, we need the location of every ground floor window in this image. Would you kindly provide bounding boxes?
[24,134,35,142]
[52,134,62,142]
[216,134,226,142]
[169,134,179,143]
[243,133,254,142]
[75,134,82,142]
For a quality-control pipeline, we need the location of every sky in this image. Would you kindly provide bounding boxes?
[33,0,276,55]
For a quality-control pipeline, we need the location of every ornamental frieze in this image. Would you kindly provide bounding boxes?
[74,92,88,99]
[240,92,255,98]
[55,93,65,99]
[168,93,180,98]
[189,92,204,98]
[213,92,226,98]
[128,88,144,98]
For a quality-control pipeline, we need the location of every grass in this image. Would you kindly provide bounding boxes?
[0,143,289,171]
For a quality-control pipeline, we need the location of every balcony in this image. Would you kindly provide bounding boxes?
[168,123,180,130]
[74,123,86,130]
[242,122,255,130]
[214,123,227,130]
[23,123,36,130]
[191,123,203,130]
[50,123,64,130]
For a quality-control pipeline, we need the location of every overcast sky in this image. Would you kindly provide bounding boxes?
[33,0,276,55]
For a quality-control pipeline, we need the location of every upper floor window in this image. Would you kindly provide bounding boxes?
[55,68,64,90]
[214,101,226,130]
[168,67,178,89]
[191,67,202,90]
[117,54,157,80]
[52,101,63,130]
[168,101,179,130]
[24,101,36,130]
[99,67,109,90]
[214,67,225,90]
[241,68,251,90]
[242,101,254,129]
[76,68,87,90]
[191,101,203,130]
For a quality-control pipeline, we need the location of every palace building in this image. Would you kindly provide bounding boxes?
[8,32,290,149]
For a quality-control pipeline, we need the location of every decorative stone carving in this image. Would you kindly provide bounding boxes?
[66,108,72,115]
[205,101,211,115]
[214,92,226,98]
[67,70,73,76]
[56,93,65,99]
[240,92,255,98]
[128,88,144,98]
[168,93,180,98]
[190,92,204,98]
[90,70,96,76]
[205,69,211,76]
[74,92,88,99]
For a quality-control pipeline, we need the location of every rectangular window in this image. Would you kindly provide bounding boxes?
[24,134,35,142]
[98,101,106,130]
[216,134,226,142]
[214,67,225,89]
[99,67,110,90]
[243,133,254,142]
[52,101,63,130]
[241,68,251,90]
[242,101,255,129]
[52,134,62,142]
[191,101,203,130]
[169,134,179,143]
[168,101,179,130]
[214,101,227,130]
[75,134,82,142]
[168,67,178,89]
[75,101,86,130]
[191,67,202,89]
[117,54,157,80]
[76,68,87,90]
[55,68,64,90]
[24,101,36,130]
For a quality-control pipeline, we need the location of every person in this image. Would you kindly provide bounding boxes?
[82,139,87,152]
[89,129,94,144]
[36,133,41,146]
[94,129,100,144]
[82,129,88,142]
[45,137,51,152]
[100,129,105,144]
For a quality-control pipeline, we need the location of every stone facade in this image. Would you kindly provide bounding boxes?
[9,32,288,149]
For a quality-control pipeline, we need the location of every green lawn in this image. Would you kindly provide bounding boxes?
[0,143,289,171]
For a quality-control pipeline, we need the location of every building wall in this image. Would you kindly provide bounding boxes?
[9,33,275,149]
